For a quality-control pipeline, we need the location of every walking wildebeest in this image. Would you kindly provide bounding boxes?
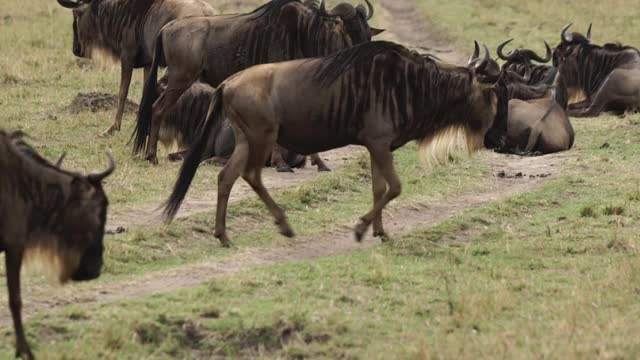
[471,45,574,154]
[162,41,509,247]
[553,24,640,117]
[0,131,114,360]
[155,78,314,170]
[497,39,555,85]
[132,0,384,170]
[57,0,216,136]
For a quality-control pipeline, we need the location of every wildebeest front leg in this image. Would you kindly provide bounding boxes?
[310,153,331,172]
[243,166,294,238]
[146,82,193,165]
[102,62,134,137]
[354,146,402,242]
[270,145,294,172]
[370,156,388,241]
[6,250,33,360]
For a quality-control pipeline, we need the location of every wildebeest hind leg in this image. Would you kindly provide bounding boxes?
[310,153,331,172]
[6,250,33,360]
[354,146,401,242]
[102,62,133,137]
[370,155,388,241]
[214,132,250,247]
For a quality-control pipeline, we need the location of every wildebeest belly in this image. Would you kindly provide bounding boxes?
[276,122,355,155]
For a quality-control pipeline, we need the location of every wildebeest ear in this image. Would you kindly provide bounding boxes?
[57,0,81,9]
[370,27,385,36]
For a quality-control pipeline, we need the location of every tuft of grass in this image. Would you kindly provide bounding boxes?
[580,205,598,218]
[603,205,625,216]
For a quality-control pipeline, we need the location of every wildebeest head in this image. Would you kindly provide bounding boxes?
[553,23,592,66]
[464,43,509,149]
[497,38,552,66]
[57,0,98,58]
[308,0,384,43]
[64,153,114,282]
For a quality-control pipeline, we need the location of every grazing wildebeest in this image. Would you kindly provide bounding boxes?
[57,0,216,136]
[497,38,555,85]
[471,46,574,154]
[553,24,640,117]
[162,41,509,247]
[132,0,384,169]
[155,78,314,170]
[0,131,114,360]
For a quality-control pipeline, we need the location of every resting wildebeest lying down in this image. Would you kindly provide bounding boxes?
[0,131,114,360]
[554,24,640,117]
[496,39,556,85]
[162,41,509,247]
[57,0,216,136]
[132,0,384,169]
[155,78,326,170]
[471,44,574,154]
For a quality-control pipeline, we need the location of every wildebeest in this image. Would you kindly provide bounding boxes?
[57,0,216,136]
[471,45,574,154]
[497,38,555,85]
[162,41,509,247]
[132,0,384,168]
[554,24,640,117]
[155,78,325,170]
[0,131,114,360]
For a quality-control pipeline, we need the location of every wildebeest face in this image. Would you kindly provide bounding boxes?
[553,23,592,66]
[64,177,108,282]
[58,0,96,58]
[64,153,114,282]
[325,1,384,44]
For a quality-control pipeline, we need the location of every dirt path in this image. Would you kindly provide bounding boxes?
[107,146,363,230]
[0,0,574,325]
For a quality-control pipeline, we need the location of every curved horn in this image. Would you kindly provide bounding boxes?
[57,0,81,8]
[497,39,515,61]
[468,40,480,65]
[55,152,67,167]
[319,0,327,14]
[364,0,374,20]
[88,151,115,184]
[561,23,573,43]
[586,23,592,41]
[475,43,491,73]
[330,3,357,19]
[529,41,552,63]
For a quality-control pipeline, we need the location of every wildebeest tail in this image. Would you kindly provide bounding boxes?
[163,85,225,222]
[132,33,163,155]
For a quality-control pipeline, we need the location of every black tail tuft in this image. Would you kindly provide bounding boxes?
[163,85,225,222]
[131,34,163,155]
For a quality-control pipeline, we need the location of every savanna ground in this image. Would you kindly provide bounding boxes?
[1,0,640,358]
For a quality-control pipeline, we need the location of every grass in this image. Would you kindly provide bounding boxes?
[2,0,640,358]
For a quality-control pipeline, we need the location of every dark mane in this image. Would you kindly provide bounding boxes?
[602,42,640,53]
[574,44,640,95]
[91,0,156,56]
[246,0,300,19]
[312,41,478,145]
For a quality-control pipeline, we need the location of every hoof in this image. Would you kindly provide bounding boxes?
[317,166,332,172]
[215,233,233,248]
[373,230,389,242]
[167,153,184,162]
[276,166,294,173]
[100,125,119,138]
[145,154,159,165]
[354,220,369,242]
[280,227,296,238]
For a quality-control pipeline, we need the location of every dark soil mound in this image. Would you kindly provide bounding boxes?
[66,92,138,114]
